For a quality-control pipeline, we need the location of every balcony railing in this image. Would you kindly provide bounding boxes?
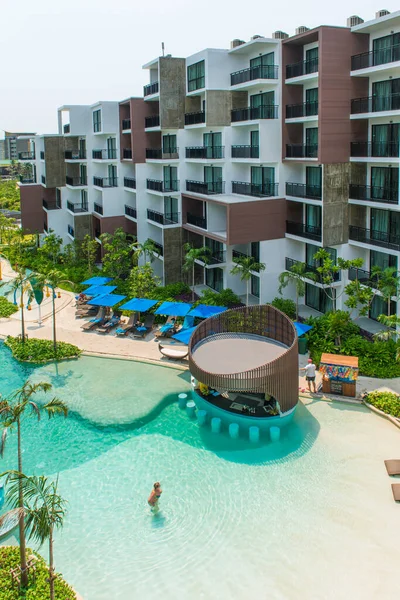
[124,177,136,189]
[63,124,70,134]
[230,64,279,86]
[186,180,225,195]
[149,240,163,256]
[123,148,132,159]
[186,213,207,229]
[93,176,118,188]
[232,181,278,197]
[67,200,88,213]
[146,179,179,192]
[286,220,322,242]
[205,251,226,265]
[42,198,61,210]
[122,118,131,130]
[351,44,400,71]
[286,144,318,159]
[286,58,319,79]
[348,266,380,287]
[349,225,400,251]
[285,257,340,282]
[232,250,262,271]
[18,152,35,160]
[231,145,259,159]
[185,146,224,159]
[41,175,46,184]
[145,115,160,128]
[351,94,400,114]
[125,205,137,219]
[349,184,398,204]
[231,105,278,122]
[92,149,118,160]
[144,82,159,96]
[286,102,318,119]
[67,225,74,238]
[184,111,206,126]
[65,150,86,160]
[40,151,45,160]
[146,148,179,160]
[286,182,322,200]
[66,176,87,186]
[147,208,180,225]
[19,175,36,184]
[93,203,103,215]
[350,141,400,158]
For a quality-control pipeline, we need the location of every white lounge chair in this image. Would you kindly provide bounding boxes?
[158,343,188,360]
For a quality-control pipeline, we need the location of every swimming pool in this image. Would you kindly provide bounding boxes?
[0,342,399,600]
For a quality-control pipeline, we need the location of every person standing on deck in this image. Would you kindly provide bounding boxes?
[301,359,317,393]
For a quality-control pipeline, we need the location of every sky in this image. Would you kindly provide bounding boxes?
[0,0,399,135]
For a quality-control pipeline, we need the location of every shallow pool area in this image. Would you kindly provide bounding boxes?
[1,342,400,600]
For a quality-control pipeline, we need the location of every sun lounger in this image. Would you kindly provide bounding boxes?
[385,460,400,476]
[115,312,138,336]
[155,316,176,338]
[391,483,400,502]
[97,315,121,334]
[81,307,106,331]
[158,343,188,360]
[132,314,156,338]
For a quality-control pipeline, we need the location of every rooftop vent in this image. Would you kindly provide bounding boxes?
[251,34,263,40]
[376,9,390,18]
[231,39,245,49]
[347,15,364,27]
[273,30,289,40]
[295,26,310,35]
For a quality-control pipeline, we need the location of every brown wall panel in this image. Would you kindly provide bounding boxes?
[227,198,286,245]
[286,201,303,222]
[131,98,153,164]
[20,185,44,233]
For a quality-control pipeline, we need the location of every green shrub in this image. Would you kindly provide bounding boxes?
[271,297,296,320]
[200,288,242,307]
[0,546,75,600]
[0,296,18,318]
[5,337,81,363]
[364,390,400,418]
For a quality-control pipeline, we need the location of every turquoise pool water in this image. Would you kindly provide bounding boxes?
[1,343,400,600]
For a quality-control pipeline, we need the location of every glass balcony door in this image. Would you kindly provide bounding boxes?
[251,166,274,195]
[372,123,400,157]
[206,267,223,292]
[204,166,222,193]
[305,47,319,74]
[162,135,177,154]
[306,166,321,198]
[371,208,400,244]
[249,52,274,79]
[250,91,274,119]
[203,132,222,159]
[163,166,178,191]
[305,204,321,234]
[373,33,400,67]
[371,167,399,202]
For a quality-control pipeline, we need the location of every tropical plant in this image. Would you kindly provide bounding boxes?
[370,265,400,317]
[0,213,18,244]
[37,232,63,266]
[313,250,364,312]
[363,390,400,418]
[271,297,296,320]
[182,243,212,301]
[131,238,159,264]
[128,264,161,299]
[278,261,316,320]
[35,270,74,352]
[0,179,21,212]
[230,256,266,307]
[0,382,68,588]
[0,266,33,342]
[79,234,98,274]
[5,336,81,363]
[200,287,242,307]
[100,228,133,279]
[0,296,18,318]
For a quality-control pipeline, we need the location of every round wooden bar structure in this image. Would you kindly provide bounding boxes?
[188,305,299,414]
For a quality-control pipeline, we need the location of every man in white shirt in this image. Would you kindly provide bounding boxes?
[301,358,317,393]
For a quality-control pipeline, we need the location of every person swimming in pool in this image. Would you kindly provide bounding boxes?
[148,482,162,513]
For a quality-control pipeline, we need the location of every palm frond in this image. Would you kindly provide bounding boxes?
[28,401,41,420]
[0,428,8,457]
[44,397,68,418]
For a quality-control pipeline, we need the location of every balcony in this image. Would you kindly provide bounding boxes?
[349,225,400,252]
[186,213,207,229]
[125,205,137,219]
[147,208,180,225]
[351,45,400,71]
[146,148,179,160]
[41,175,46,184]
[231,105,278,122]
[149,240,163,256]
[197,250,226,266]
[123,148,132,159]
[63,124,70,134]
[145,115,160,128]
[232,250,262,271]
[186,180,225,195]
[67,200,88,213]
[349,184,398,205]
[42,198,61,211]
[230,64,279,86]
[184,111,205,126]
[40,151,45,160]
[92,149,118,160]
[93,203,103,215]
[65,150,86,160]
[286,58,319,79]
[286,102,318,119]
[348,266,379,287]
[232,181,278,197]
[18,152,35,160]
[124,177,136,189]
[19,175,36,184]
[286,182,322,200]
[286,144,318,159]
[185,146,224,159]
[285,257,340,282]
[67,224,74,238]
[66,176,87,186]
[122,118,131,130]
[351,95,400,115]
[350,142,400,158]
[231,145,259,159]
[144,82,159,96]
[286,220,322,242]
[93,176,118,188]
[147,179,179,193]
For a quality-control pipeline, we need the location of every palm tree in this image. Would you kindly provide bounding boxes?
[371,265,400,317]
[131,239,158,264]
[35,270,74,352]
[0,381,68,587]
[278,261,316,320]
[182,243,212,301]
[0,266,33,343]
[230,255,266,307]
[374,314,400,360]
[4,472,67,600]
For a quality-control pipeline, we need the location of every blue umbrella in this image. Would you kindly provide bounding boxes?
[83,285,117,296]
[81,276,113,286]
[189,304,227,318]
[119,298,159,312]
[155,301,192,317]
[294,322,313,337]
[172,326,197,344]
[87,294,126,307]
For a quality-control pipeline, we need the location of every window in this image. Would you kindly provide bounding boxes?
[187,60,205,92]
[370,294,396,321]
[371,208,400,243]
[373,33,400,67]
[250,91,274,119]
[93,109,101,133]
[162,135,177,155]
[306,166,322,197]
[305,47,319,73]
[205,238,224,261]
[249,52,275,79]
[251,166,275,195]
[163,166,178,191]
[251,274,260,298]
[108,164,117,186]
[370,167,398,202]
[206,267,223,292]
[164,196,178,222]
[305,127,318,156]
[251,241,260,263]
[81,190,88,208]
[305,88,318,116]
[56,188,61,204]
[305,205,321,232]
[371,124,399,157]
[80,164,87,184]
[370,250,397,271]
[79,138,86,158]
[107,138,117,159]
[372,78,400,111]
[305,283,334,313]
[203,132,222,158]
